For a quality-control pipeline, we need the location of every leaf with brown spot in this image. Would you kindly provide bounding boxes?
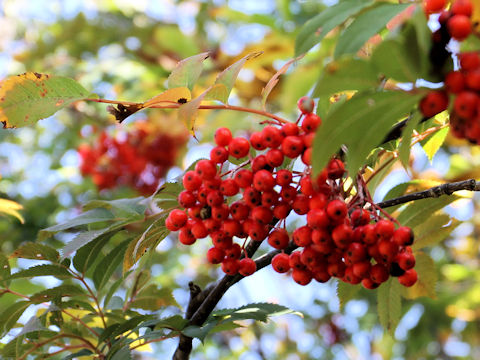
[142,87,192,108]
[261,55,304,110]
[178,87,211,135]
[0,72,91,128]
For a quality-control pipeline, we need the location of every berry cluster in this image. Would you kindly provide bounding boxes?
[78,121,188,194]
[420,0,480,143]
[166,98,418,289]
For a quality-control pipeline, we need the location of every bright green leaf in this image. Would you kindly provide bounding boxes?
[93,240,129,291]
[178,87,210,135]
[0,301,30,336]
[167,52,210,91]
[377,278,402,336]
[313,57,379,98]
[8,264,72,280]
[72,233,110,275]
[334,3,411,58]
[128,284,178,311]
[402,252,437,299]
[0,72,91,128]
[422,127,449,162]
[399,112,422,169]
[413,213,460,250]
[83,197,146,218]
[0,253,11,287]
[336,281,361,310]
[312,90,422,176]
[295,0,375,55]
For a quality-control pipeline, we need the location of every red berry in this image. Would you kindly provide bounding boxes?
[272,253,290,273]
[281,136,305,158]
[326,200,348,222]
[301,148,312,165]
[327,158,345,179]
[250,131,266,150]
[178,190,197,208]
[251,155,270,173]
[451,0,473,17]
[292,268,313,285]
[251,206,273,225]
[211,204,229,221]
[465,69,480,91]
[327,261,346,278]
[221,258,240,275]
[332,224,353,249]
[344,267,362,284]
[375,219,395,240]
[419,91,449,118]
[378,239,399,263]
[447,14,472,41]
[289,251,306,270]
[230,202,249,221]
[297,96,315,114]
[248,222,269,241]
[191,220,208,239]
[229,137,250,159]
[182,171,202,191]
[210,146,229,163]
[239,258,257,276]
[273,201,291,219]
[167,209,188,229]
[309,193,327,209]
[222,219,243,238]
[352,261,371,279]
[261,126,283,148]
[280,185,297,203]
[179,227,196,245]
[301,113,321,133]
[234,169,253,188]
[345,242,367,263]
[300,176,315,196]
[276,169,293,187]
[445,71,466,94]
[261,190,279,207]
[204,218,221,233]
[214,127,233,147]
[292,194,310,215]
[454,91,478,118]
[423,0,447,14]
[220,178,239,196]
[393,226,414,246]
[362,278,380,289]
[351,209,371,227]
[459,52,480,71]
[243,186,262,207]
[370,264,389,283]
[212,231,233,250]
[281,122,300,136]
[225,243,242,259]
[266,148,284,167]
[307,208,330,229]
[207,247,225,264]
[268,229,290,249]
[195,159,217,180]
[396,251,416,270]
[292,226,313,247]
[398,269,418,287]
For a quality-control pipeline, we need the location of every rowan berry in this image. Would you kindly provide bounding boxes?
[266,148,284,167]
[276,169,293,187]
[327,158,345,179]
[419,90,449,118]
[454,91,478,119]
[398,269,418,287]
[396,251,416,270]
[220,179,239,196]
[327,261,346,278]
[214,127,233,147]
[262,126,283,148]
[344,267,361,284]
[250,131,266,150]
[212,231,233,250]
[229,137,250,159]
[167,209,188,230]
[465,69,480,91]
[393,226,414,246]
[251,206,273,225]
[261,190,279,207]
[445,71,466,94]
[423,0,447,14]
[452,0,473,17]
[292,226,313,247]
[248,222,269,241]
[281,122,300,136]
[326,200,348,222]
[182,171,202,191]
[251,155,270,173]
[211,204,229,221]
[351,209,371,227]
[191,220,208,239]
[280,185,297,203]
[179,227,197,245]
[292,194,310,215]
[273,201,291,219]
[281,136,305,158]
[239,257,257,276]
[195,159,217,180]
[331,224,353,249]
[292,268,313,285]
[243,186,262,207]
[307,208,330,229]
[375,219,395,240]
[301,113,321,133]
[459,52,480,71]
[221,258,240,275]
[224,243,242,259]
[207,247,225,264]
[289,251,306,270]
[297,96,315,114]
[370,264,389,283]
[361,278,380,289]
[447,14,472,40]
[268,229,290,249]
[234,169,253,188]
[178,190,197,208]
[210,146,229,163]
[301,148,312,166]
[222,219,243,238]
[345,242,367,263]
[272,253,291,273]
[352,261,371,279]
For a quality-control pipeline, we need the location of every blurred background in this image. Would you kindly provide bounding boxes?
[1,0,480,359]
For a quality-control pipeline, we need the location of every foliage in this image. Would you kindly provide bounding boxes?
[1,1,480,359]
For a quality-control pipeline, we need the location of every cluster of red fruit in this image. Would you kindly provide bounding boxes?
[420,0,480,143]
[78,122,188,194]
[424,0,475,41]
[166,98,418,288]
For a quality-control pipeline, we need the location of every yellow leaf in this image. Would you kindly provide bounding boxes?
[142,87,192,108]
[0,198,24,223]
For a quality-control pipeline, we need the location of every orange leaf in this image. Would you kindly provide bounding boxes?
[142,87,192,108]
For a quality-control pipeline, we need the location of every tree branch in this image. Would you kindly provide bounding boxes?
[172,178,479,359]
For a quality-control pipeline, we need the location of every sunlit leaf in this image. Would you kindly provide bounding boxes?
[0,301,30,336]
[8,264,72,280]
[167,52,210,91]
[313,57,379,98]
[212,302,302,323]
[0,198,24,223]
[83,197,147,218]
[312,90,422,176]
[336,281,361,310]
[142,87,192,108]
[295,0,375,55]
[208,51,263,104]
[334,3,411,58]
[402,252,437,299]
[422,127,449,162]
[377,278,401,335]
[93,240,129,291]
[261,55,303,110]
[399,112,422,169]
[178,87,210,135]
[0,72,91,128]
[128,284,178,311]
[413,213,460,250]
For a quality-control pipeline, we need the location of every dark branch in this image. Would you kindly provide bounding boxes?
[172,179,480,359]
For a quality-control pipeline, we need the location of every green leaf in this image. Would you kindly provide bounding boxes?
[39,208,115,240]
[399,112,422,169]
[8,264,72,280]
[182,323,216,343]
[2,335,29,359]
[334,3,411,58]
[10,242,59,262]
[99,315,152,345]
[151,315,188,331]
[110,346,132,360]
[336,281,361,310]
[72,233,110,274]
[123,217,169,272]
[178,87,210,135]
[104,271,132,309]
[17,315,47,336]
[377,278,402,336]
[312,90,422,176]
[295,0,375,55]
[207,52,263,103]
[396,195,461,230]
[167,52,210,91]
[30,285,87,304]
[62,349,94,360]
[313,57,379,98]
[422,127,449,162]
[128,284,178,311]
[0,301,30,336]
[212,302,301,323]
[413,213,460,250]
[402,252,437,299]
[93,240,129,291]
[0,253,11,287]
[0,72,91,128]
[83,197,146,218]
[61,299,96,313]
